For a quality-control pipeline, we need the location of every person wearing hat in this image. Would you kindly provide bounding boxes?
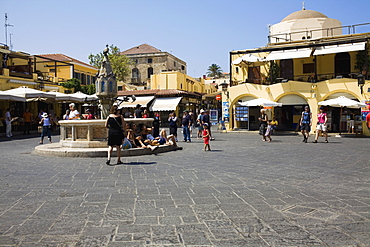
[197,109,205,139]
[39,112,52,144]
[68,103,80,120]
[299,106,312,143]
[85,109,94,120]
[182,110,192,142]
[134,104,143,118]
[313,107,328,143]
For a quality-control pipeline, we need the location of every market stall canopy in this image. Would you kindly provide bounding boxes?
[266,48,312,61]
[239,98,282,107]
[4,86,55,99]
[318,96,366,109]
[0,91,27,102]
[149,97,182,111]
[232,54,266,64]
[313,42,366,56]
[69,91,99,101]
[117,96,154,109]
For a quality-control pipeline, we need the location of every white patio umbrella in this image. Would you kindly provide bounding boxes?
[239,98,282,107]
[318,96,366,108]
[46,91,86,102]
[318,96,366,135]
[4,86,55,99]
[69,91,99,101]
[232,54,266,65]
[0,91,26,102]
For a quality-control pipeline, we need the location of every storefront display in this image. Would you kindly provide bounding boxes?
[234,105,249,129]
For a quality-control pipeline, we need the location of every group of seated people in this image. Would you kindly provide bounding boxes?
[125,123,178,151]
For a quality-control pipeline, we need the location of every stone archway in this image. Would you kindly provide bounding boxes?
[276,94,308,131]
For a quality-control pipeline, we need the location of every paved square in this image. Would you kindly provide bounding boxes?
[0,131,369,246]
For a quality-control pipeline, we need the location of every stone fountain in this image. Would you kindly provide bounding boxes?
[34,46,180,157]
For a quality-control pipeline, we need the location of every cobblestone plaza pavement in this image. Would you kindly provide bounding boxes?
[0,131,369,246]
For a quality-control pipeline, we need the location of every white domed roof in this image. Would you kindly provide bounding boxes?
[281,9,328,22]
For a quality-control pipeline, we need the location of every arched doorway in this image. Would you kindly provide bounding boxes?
[324,92,361,132]
[277,94,308,130]
[132,68,140,84]
[147,67,153,79]
[233,96,257,130]
[335,53,350,78]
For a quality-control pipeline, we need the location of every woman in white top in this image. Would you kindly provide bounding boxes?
[39,113,52,144]
[68,103,80,120]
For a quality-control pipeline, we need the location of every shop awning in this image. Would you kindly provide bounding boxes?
[149,97,182,111]
[313,42,365,56]
[118,96,154,109]
[232,54,266,64]
[266,48,312,60]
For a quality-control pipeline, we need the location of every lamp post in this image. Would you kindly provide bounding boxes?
[219,82,230,128]
[220,82,229,99]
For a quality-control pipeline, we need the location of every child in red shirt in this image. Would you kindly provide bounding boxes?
[202,123,211,151]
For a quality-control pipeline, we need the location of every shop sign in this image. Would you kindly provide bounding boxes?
[215,94,221,100]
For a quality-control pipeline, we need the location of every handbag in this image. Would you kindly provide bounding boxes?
[38,126,43,133]
[122,138,132,149]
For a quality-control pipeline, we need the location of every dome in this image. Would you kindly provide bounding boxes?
[281,9,328,22]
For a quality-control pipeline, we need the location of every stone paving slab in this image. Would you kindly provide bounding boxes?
[0,131,369,246]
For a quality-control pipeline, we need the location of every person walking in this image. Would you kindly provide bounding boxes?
[105,105,126,166]
[5,108,12,137]
[265,120,273,142]
[197,109,205,139]
[182,110,192,142]
[23,108,33,134]
[168,112,178,141]
[39,113,52,144]
[313,107,328,143]
[299,106,312,143]
[258,109,268,141]
[202,123,211,151]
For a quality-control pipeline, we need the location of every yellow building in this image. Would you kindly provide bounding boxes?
[228,8,370,136]
[0,48,98,121]
[150,71,205,94]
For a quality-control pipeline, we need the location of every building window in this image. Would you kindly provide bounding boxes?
[101,81,105,92]
[181,65,185,70]
[147,67,153,79]
[118,86,123,91]
[303,63,315,74]
[87,75,91,85]
[81,74,86,85]
[174,61,176,67]
[109,81,113,92]
[74,72,81,80]
[236,67,239,73]
[49,69,55,73]
[132,68,139,78]
[180,84,183,89]
[147,58,152,63]
[135,59,138,64]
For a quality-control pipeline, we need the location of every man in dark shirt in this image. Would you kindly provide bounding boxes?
[182,110,192,142]
[202,110,214,140]
[134,104,143,118]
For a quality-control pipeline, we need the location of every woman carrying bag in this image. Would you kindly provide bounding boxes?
[105,105,126,166]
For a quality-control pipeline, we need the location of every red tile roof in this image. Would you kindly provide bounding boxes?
[37,54,97,69]
[120,44,162,55]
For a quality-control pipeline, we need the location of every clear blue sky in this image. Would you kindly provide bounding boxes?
[2,0,370,78]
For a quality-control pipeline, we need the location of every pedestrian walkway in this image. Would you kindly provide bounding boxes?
[0,131,369,246]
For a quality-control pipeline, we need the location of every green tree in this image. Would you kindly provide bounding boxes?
[60,78,82,92]
[268,61,280,84]
[355,50,370,78]
[88,44,132,82]
[207,64,223,78]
